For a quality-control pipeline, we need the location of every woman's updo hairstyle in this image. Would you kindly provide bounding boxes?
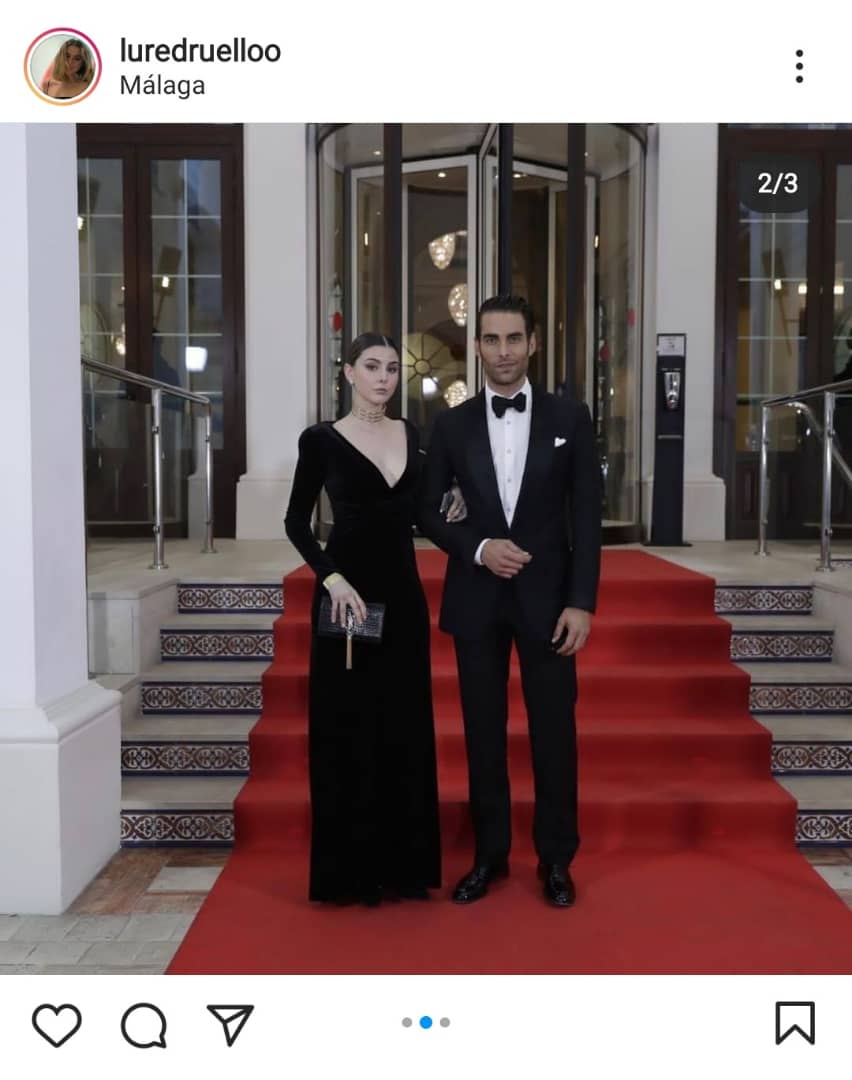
[348,333,399,365]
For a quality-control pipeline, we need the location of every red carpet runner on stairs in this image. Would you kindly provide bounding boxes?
[169,550,852,974]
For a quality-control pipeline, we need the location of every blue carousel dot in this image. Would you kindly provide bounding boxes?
[419,1016,433,1029]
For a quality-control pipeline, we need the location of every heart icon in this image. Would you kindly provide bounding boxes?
[32,1004,82,1048]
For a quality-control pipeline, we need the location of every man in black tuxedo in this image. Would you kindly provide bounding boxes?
[419,295,602,907]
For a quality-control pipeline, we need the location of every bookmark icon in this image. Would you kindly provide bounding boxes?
[207,1005,255,1048]
[775,1001,815,1045]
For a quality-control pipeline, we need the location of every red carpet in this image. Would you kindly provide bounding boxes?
[168,550,852,974]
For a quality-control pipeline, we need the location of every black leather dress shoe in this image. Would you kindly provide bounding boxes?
[537,863,576,907]
[451,860,509,904]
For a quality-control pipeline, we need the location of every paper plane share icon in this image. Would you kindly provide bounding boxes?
[206,1005,255,1047]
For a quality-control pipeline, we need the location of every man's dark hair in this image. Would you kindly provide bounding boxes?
[475,295,535,339]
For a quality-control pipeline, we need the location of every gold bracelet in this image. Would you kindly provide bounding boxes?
[323,572,343,590]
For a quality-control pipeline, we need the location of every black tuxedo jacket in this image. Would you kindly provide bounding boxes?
[418,386,602,641]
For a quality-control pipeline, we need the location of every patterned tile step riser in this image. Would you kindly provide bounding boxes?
[117,810,850,847]
[773,743,852,774]
[144,682,852,715]
[160,628,833,663]
[121,811,234,845]
[141,683,262,715]
[798,812,852,844]
[177,584,283,614]
[172,584,814,617]
[731,632,832,662]
[750,685,852,713]
[161,630,274,661]
[120,740,852,776]
[122,743,249,775]
[715,586,813,616]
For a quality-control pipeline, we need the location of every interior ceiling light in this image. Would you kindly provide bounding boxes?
[448,283,468,327]
[444,379,468,407]
[428,233,456,270]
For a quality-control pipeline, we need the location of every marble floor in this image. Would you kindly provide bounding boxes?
[1,847,852,974]
[0,850,228,974]
[86,535,852,591]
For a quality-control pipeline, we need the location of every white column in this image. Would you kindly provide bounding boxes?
[643,123,726,540]
[0,124,120,914]
[236,123,311,539]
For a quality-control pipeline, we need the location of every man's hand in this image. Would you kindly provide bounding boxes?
[481,539,532,579]
[552,607,591,656]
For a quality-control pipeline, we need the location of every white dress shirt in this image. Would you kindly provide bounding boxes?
[474,378,532,564]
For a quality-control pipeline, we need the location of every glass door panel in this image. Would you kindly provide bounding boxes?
[402,161,472,436]
[148,157,224,529]
[728,148,820,539]
[78,155,145,525]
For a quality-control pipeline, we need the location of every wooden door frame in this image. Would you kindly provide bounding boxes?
[77,124,245,538]
[714,126,852,539]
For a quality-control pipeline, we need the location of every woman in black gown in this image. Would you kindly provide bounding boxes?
[284,333,454,906]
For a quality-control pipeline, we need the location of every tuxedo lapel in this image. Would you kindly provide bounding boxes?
[512,386,553,526]
[466,390,509,531]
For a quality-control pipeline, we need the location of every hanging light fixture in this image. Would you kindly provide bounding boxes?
[443,379,468,407]
[428,233,456,270]
[448,283,468,327]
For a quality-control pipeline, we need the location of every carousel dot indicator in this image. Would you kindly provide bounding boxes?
[440,1018,451,1028]
[419,1016,433,1029]
[402,1017,413,1028]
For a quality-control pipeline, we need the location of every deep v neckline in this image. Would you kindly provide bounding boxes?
[327,420,411,491]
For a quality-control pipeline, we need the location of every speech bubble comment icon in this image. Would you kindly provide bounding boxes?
[121,1003,168,1049]
[32,1004,82,1048]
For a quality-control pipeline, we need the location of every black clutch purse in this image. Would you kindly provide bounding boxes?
[317,596,385,669]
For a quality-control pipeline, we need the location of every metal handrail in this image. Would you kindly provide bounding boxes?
[756,381,852,572]
[82,358,216,569]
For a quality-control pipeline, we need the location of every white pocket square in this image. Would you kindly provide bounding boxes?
[554,437,567,447]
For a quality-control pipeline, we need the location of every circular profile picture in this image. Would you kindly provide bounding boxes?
[24,28,101,104]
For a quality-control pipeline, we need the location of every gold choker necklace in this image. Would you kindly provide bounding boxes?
[351,402,386,423]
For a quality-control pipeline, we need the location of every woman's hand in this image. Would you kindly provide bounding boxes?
[446,484,467,522]
[325,576,367,628]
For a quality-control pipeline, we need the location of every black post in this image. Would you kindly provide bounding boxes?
[497,124,513,294]
[650,334,689,546]
[383,123,403,358]
[341,165,353,419]
[564,124,586,399]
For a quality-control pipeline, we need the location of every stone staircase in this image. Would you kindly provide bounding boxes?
[718,582,852,845]
[116,575,852,848]
[119,583,278,846]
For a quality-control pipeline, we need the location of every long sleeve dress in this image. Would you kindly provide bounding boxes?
[284,420,441,902]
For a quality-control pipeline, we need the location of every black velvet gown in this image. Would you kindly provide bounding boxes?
[284,420,441,901]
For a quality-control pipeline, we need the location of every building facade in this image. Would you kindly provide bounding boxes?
[5,121,852,911]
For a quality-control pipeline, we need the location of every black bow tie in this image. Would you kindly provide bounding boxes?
[491,391,526,418]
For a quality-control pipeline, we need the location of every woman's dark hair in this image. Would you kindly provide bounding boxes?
[348,332,399,365]
[475,295,535,339]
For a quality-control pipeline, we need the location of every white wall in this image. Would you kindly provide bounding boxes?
[0,124,120,914]
[236,123,311,539]
[643,123,726,540]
